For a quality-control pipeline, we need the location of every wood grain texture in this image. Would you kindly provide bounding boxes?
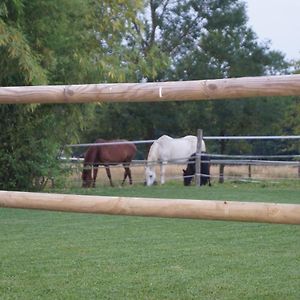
[0,191,299,224]
[1,74,300,104]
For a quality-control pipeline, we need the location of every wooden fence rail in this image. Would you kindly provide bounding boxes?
[0,191,299,225]
[1,74,300,104]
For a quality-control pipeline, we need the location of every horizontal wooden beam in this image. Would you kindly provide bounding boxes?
[0,191,299,224]
[0,74,300,104]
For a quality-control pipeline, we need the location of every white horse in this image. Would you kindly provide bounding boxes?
[145,135,206,186]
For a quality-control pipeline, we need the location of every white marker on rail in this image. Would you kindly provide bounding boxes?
[159,87,163,98]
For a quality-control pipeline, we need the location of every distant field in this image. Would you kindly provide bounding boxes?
[66,162,300,188]
[1,182,300,299]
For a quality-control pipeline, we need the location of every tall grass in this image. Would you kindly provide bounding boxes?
[65,161,300,188]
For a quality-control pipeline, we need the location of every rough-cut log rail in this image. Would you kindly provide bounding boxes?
[1,75,300,104]
[0,191,299,224]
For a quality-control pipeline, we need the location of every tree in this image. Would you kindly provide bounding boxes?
[279,58,300,154]
[0,0,140,190]
[84,0,289,148]
[165,0,289,156]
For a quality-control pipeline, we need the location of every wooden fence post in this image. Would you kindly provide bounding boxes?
[195,129,203,186]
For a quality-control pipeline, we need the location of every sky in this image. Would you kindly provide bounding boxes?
[245,0,300,61]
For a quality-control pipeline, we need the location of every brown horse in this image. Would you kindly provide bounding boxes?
[82,139,137,188]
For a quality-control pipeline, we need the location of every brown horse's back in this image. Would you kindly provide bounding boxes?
[95,139,136,164]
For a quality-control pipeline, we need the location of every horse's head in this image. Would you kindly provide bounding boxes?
[183,168,193,186]
[82,166,93,188]
[145,167,157,186]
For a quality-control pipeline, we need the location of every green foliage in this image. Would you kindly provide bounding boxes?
[0,0,101,190]
[83,0,294,153]
[0,21,47,85]
[0,105,67,190]
[155,0,293,155]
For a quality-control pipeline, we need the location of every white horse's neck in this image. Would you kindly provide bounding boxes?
[147,142,159,167]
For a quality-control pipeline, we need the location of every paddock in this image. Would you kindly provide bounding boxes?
[1,75,300,300]
[65,134,300,186]
[0,74,300,224]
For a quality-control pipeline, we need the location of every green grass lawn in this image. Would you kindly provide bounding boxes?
[1,181,300,299]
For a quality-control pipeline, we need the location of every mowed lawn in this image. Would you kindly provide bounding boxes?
[1,181,300,299]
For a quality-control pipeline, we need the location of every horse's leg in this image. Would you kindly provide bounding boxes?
[105,165,114,187]
[121,164,128,185]
[122,164,132,185]
[160,161,167,185]
[128,167,133,184]
[92,164,99,188]
[122,164,130,185]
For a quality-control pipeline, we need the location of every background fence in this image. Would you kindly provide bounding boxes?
[62,134,300,187]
